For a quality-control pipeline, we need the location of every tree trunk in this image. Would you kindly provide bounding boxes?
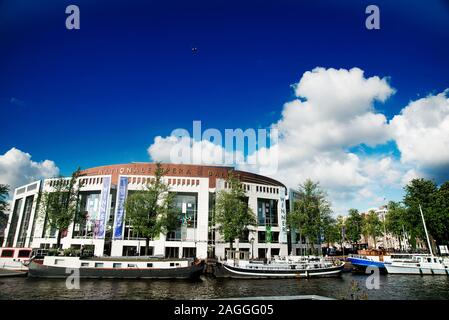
[56,229,62,249]
[145,237,150,256]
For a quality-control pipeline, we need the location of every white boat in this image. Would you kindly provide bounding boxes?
[214,254,344,279]
[28,255,205,279]
[385,204,449,275]
[0,247,32,273]
[385,255,449,275]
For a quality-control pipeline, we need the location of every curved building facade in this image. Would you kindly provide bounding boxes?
[2,163,289,259]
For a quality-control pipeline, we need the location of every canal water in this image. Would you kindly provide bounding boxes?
[1,273,449,300]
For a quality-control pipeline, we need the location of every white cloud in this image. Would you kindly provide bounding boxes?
[147,67,448,214]
[391,90,449,173]
[0,148,59,193]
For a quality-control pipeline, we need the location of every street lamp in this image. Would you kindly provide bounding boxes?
[249,235,255,260]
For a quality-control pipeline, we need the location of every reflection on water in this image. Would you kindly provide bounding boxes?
[1,273,449,300]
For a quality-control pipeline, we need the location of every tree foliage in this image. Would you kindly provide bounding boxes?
[40,168,83,248]
[215,172,256,250]
[345,209,363,244]
[0,184,9,231]
[287,179,332,253]
[124,163,178,256]
[362,210,383,246]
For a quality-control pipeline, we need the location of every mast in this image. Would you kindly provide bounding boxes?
[418,204,433,256]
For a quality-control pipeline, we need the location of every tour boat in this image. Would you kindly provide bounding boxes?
[27,256,205,279]
[214,256,345,279]
[0,247,32,276]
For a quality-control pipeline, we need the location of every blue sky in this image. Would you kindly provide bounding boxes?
[1,0,449,213]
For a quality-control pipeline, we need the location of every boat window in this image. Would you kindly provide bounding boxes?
[113,263,122,268]
[95,263,104,268]
[128,264,137,268]
[147,263,153,268]
[81,262,89,267]
[427,258,432,263]
[170,263,175,267]
[54,259,64,265]
[0,250,14,258]
[18,250,31,258]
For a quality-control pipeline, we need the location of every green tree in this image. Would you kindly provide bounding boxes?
[336,215,346,250]
[287,179,332,255]
[434,182,449,245]
[215,172,256,255]
[124,163,178,256]
[40,168,83,249]
[322,215,338,247]
[362,211,383,248]
[345,209,363,246]
[403,178,438,249]
[385,201,407,250]
[0,184,9,231]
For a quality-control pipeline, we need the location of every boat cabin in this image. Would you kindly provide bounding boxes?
[0,248,32,261]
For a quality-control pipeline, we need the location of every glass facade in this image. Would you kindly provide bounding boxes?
[16,195,34,247]
[257,198,278,226]
[73,192,101,238]
[167,193,198,241]
[5,198,23,246]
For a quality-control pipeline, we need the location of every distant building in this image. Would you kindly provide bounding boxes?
[362,205,412,250]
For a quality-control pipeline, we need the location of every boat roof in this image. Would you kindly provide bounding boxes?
[80,256,193,262]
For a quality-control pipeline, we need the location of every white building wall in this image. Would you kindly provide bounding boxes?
[4,172,289,260]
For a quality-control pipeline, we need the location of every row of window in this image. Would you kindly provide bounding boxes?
[47,179,71,187]
[223,182,279,194]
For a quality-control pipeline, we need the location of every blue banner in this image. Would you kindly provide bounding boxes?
[113,176,128,240]
[96,176,111,239]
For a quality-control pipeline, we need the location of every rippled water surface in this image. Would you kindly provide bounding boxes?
[1,273,449,300]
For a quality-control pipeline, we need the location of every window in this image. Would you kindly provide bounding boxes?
[258,231,266,243]
[271,248,280,256]
[165,247,179,258]
[54,259,64,265]
[18,250,31,258]
[182,247,196,258]
[1,250,14,258]
[81,262,89,267]
[113,263,122,268]
[72,191,101,239]
[128,264,137,268]
[257,199,278,226]
[5,198,23,247]
[95,263,104,268]
[147,263,153,268]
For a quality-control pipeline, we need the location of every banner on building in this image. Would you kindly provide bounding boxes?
[266,225,272,243]
[279,187,288,243]
[96,176,111,239]
[113,176,128,240]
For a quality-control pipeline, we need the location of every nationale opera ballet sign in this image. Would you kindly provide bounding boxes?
[91,164,229,179]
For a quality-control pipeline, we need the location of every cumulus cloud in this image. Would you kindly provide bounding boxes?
[147,67,448,213]
[0,148,59,193]
[391,90,449,180]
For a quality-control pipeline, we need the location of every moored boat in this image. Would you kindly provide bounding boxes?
[385,205,449,275]
[0,247,32,275]
[214,256,344,279]
[28,256,205,279]
[385,255,449,275]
